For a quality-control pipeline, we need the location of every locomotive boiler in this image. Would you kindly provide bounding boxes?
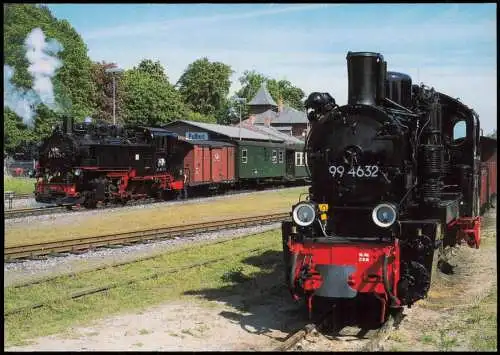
[35,116,185,207]
[282,51,489,322]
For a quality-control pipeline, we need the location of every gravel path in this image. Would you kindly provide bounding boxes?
[4,223,281,287]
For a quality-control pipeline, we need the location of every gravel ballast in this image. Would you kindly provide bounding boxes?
[4,222,282,288]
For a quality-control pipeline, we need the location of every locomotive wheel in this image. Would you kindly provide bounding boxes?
[83,199,97,209]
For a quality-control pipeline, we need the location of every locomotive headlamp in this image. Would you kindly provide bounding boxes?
[292,202,317,227]
[74,169,81,176]
[372,203,397,228]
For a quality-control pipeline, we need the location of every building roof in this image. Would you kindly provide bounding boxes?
[140,127,178,137]
[243,106,308,126]
[248,83,278,107]
[275,126,293,131]
[249,109,277,124]
[175,120,283,142]
[275,106,308,124]
[180,140,235,148]
[236,123,304,145]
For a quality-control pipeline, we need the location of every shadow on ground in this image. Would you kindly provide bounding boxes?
[184,249,386,340]
[184,250,307,339]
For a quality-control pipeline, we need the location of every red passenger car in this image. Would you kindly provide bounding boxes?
[480,136,497,212]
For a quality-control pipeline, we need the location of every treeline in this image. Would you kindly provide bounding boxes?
[3,4,306,153]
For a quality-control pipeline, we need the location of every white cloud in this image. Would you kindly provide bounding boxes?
[84,4,496,134]
[82,4,334,40]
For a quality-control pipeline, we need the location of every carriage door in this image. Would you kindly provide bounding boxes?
[285,150,295,178]
[211,148,223,182]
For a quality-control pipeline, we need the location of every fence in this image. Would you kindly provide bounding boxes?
[4,159,37,177]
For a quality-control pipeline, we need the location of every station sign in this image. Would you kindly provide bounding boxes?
[186,131,209,141]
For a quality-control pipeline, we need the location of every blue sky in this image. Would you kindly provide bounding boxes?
[47,3,497,134]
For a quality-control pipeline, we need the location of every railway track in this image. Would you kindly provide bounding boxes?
[4,206,68,219]
[4,212,289,261]
[4,185,305,219]
[4,245,269,317]
[274,309,404,352]
[13,193,33,200]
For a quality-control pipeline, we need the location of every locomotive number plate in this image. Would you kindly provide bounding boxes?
[328,165,379,178]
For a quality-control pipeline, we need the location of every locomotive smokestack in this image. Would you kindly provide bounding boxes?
[346,51,386,106]
[62,114,73,135]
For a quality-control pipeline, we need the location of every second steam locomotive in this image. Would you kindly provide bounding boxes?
[35,117,309,207]
[282,51,496,322]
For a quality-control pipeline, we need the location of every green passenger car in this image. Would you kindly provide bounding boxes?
[285,144,308,181]
[236,141,286,180]
[235,140,309,183]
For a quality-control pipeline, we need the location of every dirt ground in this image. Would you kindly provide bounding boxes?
[382,209,497,351]
[5,210,497,351]
[5,252,307,351]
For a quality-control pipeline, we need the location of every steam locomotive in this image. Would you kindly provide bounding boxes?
[282,51,496,322]
[35,117,185,207]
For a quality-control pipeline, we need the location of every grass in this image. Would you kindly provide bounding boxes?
[4,228,283,347]
[387,213,497,352]
[4,176,36,195]
[465,287,497,351]
[5,186,307,247]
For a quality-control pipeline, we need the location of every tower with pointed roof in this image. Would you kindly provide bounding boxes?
[247,82,278,115]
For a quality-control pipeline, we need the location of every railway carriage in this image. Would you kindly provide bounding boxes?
[235,140,287,183]
[479,136,497,213]
[178,139,236,194]
[163,120,309,194]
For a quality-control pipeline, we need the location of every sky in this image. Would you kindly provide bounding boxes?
[47,3,497,134]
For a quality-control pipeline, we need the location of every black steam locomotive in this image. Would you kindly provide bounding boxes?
[283,51,489,322]
[35,117,185,207]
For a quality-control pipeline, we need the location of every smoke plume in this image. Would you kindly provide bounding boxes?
[3,28,63,127]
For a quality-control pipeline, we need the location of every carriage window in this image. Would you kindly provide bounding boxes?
[278,151,284,163]
[295,152,304,166]
[272,150,278,164]
[241,149,248,164]
[453,120,466,140]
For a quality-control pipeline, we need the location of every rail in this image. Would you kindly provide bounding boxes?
[4,246,268,316]
[4,206,67,219]
[4,212,290,261]
[274,309,403,351]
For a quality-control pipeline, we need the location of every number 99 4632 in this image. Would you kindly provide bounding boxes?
[328,165,379,178]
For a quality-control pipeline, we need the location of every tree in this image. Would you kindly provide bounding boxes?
[177,57,233,117]
[487,129,497,139]
[236,70,267,104]
[136,59,169,82]
[3,4,96,144]
[121,65,187,126]
[216,97,247,126]
[186,111,217,124]
[3,109,34,153]
[91,61,125,123]
[266,78,305,111]
[236,70,306,111]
